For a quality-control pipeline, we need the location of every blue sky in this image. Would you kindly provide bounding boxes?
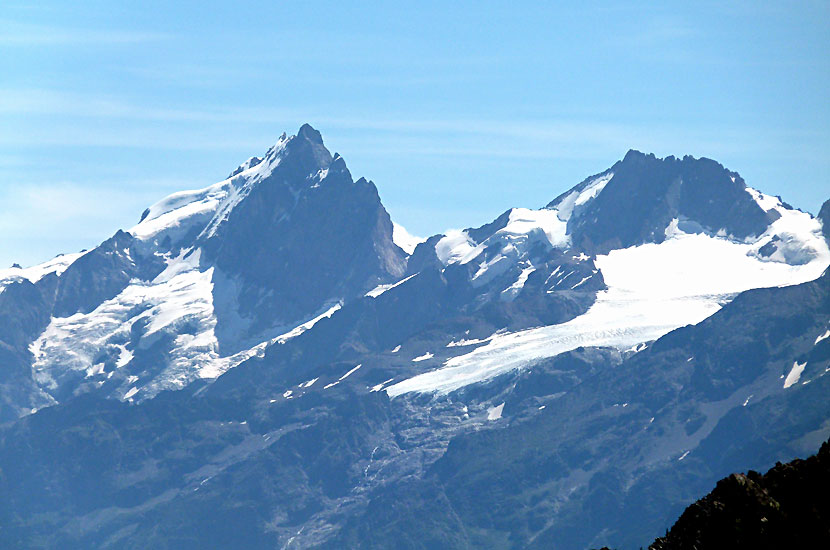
[1,1,828,267]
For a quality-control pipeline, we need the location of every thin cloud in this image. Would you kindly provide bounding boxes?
[0,19,166,45]
[0,88,826,164]
[0,179,200,267]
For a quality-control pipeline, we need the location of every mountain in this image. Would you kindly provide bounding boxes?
[0,125,406,420]
[648,436,830,550]
[0,126,828,548]
[548,151,777,253]
[819,198,830,244]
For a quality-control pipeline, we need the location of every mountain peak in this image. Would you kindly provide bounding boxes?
[280,124,332,171]
[622,149,650,163]
[297,123,324,144]
[549,150,778,252]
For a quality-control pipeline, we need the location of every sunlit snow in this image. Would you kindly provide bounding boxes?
[553,172,614,222]
[30,249,218,398]
[435,207,570,269]
[487,402,505,420]
[323,364,362,389]
[129,134,289,243]
[365,273,418,298]
[392,223,425,255]
[501,264,536,300]
[0,251,84,293]
[386,215,830,397]
[783,361,807,389]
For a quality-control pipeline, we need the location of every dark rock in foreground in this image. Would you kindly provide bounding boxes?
[649,437,830,550]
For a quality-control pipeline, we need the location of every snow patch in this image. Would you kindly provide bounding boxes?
[447,336,492,348]
[487,402,505,421]
[115,345,133,368]
[273,302,341,343]
[124,387,139,400]
[365,273,418,298]
[783,361,807,389]
[392,223,425,255]
[554,172,614,222]
[30,249,219,397]
[435,230,477,265]
[435,207,569,268]
[130,134,290,244]
[0,251,84,286]
[412,352,434,362]
[501,264,536,300]
[370,378,395,392]
[745,187,782,212]
[744,195,829,265]
[500,208,569,249]
[386,222,829,397]
[323,364,362,389]
[301,378,318,388]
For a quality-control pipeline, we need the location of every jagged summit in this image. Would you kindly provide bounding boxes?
[1,126,830,550]
[226,125,328,182]
[547,149,773,252]
[1,131,827,418]
[5,125,406,410]
[297,122,324,143]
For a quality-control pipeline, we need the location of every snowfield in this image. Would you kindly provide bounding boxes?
[14,138,830,409]
[129,134,288,244]
[435,207,569,268]
[30,246,345,401]
[392,223,424,255]
[0,251,85,295]
[387,202,830,397]
[30,249,219,399]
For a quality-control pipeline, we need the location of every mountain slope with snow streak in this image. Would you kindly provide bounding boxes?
[386,156,829,396]
[2,133,830,550]
[387,211,828,395]
[3,137,827,415]
[11,124,406,406]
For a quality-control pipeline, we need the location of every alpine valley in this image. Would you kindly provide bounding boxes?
[0,125,828,549]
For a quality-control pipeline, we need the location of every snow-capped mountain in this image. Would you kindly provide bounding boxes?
[384,153,827,396]
[0,126,828,549]
[1,124,406,417]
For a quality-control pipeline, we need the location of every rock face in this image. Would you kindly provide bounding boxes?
[202,131,407,344]
[649,437,830,550]
[548,150,776,253]
[819,198,830,243]
[0,125,409,414]
[0,127,828,549]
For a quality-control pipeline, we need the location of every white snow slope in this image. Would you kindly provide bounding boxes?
[27,133,343,402]
[386,189,830,397]
[0,252,85,295]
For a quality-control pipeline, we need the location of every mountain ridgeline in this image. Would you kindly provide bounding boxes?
[0,125,828,549]
[648,436,830,550]
[548,150,776,252]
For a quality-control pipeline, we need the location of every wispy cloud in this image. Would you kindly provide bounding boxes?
[0,179,200,267]
[1,87,825,164]
[0,19,166,46]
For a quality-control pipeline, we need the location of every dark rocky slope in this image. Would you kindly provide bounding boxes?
[649,436,830,550]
